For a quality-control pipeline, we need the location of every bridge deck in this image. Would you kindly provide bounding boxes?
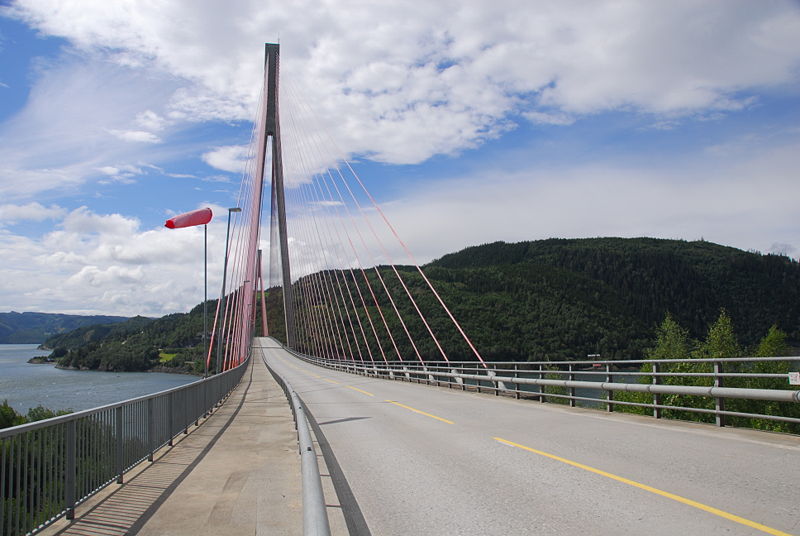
[40,356,304,536]
[262,338,800,536]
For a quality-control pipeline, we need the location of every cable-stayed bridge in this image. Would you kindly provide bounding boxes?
[2,44,799,536]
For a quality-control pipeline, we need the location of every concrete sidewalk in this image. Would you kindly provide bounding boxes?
[42,357,303,536]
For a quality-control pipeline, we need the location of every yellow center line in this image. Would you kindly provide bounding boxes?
[385,400,454,424]
[493,437,792,536]
[323,378,340,385]
[345,385,375,397]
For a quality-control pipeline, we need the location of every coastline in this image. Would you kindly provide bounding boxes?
[51,362,202,377]
[26,357,55,364]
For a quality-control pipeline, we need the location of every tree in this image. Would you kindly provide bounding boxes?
[694,309,740,359]
[0,400,25,429]
[26,405,71,422]
[617,313,693,416]
[648,313,691,360]
[754,324,790,358]
[728,324,798,433]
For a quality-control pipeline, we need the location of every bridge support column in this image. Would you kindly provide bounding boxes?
[264,43,296,348]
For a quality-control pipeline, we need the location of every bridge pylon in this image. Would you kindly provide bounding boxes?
[258,42,295,348]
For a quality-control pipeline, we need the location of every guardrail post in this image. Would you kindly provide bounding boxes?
[714,361,725,427]
[65,421,76,520]
[652,362,661,418]
[147,398,155,462]
[539,364,545,402]
[168,392,174,446]
[568,364,576,407]
[514,363,520,399]
[204,380,209,417]
[606,364,614,412]
[115,406,124,484]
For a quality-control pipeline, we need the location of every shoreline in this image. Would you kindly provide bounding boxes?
[52,362,202,377]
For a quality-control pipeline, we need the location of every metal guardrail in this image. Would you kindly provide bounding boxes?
[259,346,331,536]
[290,352,800,428]
[0,359,249,536]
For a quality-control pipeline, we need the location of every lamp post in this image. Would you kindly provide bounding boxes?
[165,207,213,377]
[216,207,241,374]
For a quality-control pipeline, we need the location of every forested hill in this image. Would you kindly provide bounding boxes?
[43,305,212,373]
[0,311,128,343]
[41,237,800,370]
[420,237,800,359]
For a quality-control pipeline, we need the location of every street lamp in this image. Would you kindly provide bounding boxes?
[165,207,214,377]
[216,207,241,374]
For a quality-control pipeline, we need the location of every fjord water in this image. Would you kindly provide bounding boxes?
[0,344,197,414]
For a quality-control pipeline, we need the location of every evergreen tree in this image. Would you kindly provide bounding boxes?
[648,313,691,360]
[754,325,790,357]
[728,325,798,433]
[694,309,740,359]
[0,400,26,429]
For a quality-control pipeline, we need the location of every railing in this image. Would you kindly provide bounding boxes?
[259,346,331,536]
[290,351,800,429]
[0,358,249,536]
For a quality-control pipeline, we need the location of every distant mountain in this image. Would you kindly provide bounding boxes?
[0,311,129,344]
[42,315,154,350]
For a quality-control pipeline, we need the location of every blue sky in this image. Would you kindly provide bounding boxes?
[1,1,799,317]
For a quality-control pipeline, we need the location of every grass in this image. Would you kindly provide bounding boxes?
[158,352,177,363]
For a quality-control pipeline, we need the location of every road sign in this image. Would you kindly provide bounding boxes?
[789,372,800,385]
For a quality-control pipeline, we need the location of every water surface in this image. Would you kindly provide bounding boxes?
[0,344,197,414]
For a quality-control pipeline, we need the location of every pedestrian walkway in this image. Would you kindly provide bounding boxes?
[41,357,303,536]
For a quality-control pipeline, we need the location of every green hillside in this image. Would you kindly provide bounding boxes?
[43,237,800,372]
[0,312,128,344]
[44,304,215,373]
[273,238,800,361]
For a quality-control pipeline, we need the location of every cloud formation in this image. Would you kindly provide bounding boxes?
[0,204,257,316]
[202,145,250,174]
[0,202,65,224]
[5,0,800,168]
[1,0,799,317]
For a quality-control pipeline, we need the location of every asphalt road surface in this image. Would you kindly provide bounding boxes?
[256,337,799,536]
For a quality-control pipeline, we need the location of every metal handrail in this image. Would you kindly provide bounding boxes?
[259,346,331,536]
[287,351,800,428]
[0,358,249,536]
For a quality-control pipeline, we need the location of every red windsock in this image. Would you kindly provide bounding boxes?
[165,207,213,229]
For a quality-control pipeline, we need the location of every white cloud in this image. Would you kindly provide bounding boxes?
[0,202,66,224]
[135,110,168,131]
[0,204,249,316]
[1,0,799,317]
[201,145,250,173]
[0,57,182,199]
[378,142,800,264]
[108,129,161,143]
[524,111,576,126]
[4,0,799,167]
[96,164,144,183]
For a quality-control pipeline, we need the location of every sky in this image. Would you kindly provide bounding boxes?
[0,0,799,317]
